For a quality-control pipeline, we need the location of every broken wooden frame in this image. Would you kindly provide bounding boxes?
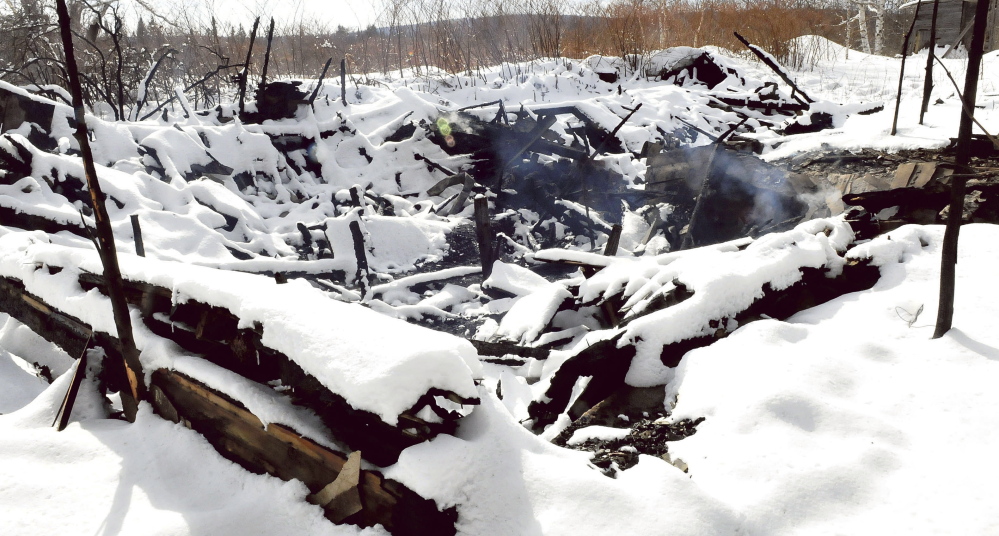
[0,272,459,534]
[527,253,882,430]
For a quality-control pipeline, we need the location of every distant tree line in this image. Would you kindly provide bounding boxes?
[0,0,914,117]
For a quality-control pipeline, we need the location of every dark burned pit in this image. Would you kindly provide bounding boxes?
[553,417,705,477]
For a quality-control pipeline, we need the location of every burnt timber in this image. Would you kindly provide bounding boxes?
[0,270,459,534]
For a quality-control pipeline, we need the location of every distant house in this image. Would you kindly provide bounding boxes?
[900,0,999,52]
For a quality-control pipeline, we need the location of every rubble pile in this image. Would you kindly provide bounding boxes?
[1,40,995,534]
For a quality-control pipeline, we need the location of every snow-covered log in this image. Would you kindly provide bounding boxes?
[0,279,456,533]
[0,232,481,465]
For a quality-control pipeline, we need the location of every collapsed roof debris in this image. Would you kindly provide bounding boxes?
[3,39,999,534]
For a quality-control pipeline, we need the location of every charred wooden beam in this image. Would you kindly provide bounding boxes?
[77,270,465,466]
[340,59,347,107]
[709,95,809,115]
[474,196,494,279]
[529,259,881,430]
[527,334,635,429]
[309,58,334,106]
[733,32,814,105]
[259,18,276,89]
[0,275,458,534]
[56,0,144,419]
[52,334,93,431]
[130,214,145,257]
[0,205,88,235]
[238,17,261,116]
[150,369,456,535]
[468,339,550,360]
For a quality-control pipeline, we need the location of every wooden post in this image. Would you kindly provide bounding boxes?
[603,224,622,256]
[680,145,720,250]
[130,214,145,257]
[474,196,494,279]
[55,0,144,421]
[348,220,370,298]
[238,17,261,116]
[934,0,992,339]
[52,335,93,431]
[920,0,941,124]
[340,58,347,106]
[892,1,923,135]
[259,18,275,89]
[350,185,366,216]
[309,57,334,106]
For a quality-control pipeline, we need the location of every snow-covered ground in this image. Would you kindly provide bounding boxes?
[2,36,999,535]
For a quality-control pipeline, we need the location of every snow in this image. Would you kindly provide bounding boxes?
[483,261,555,296]
[3,36,999,536]
[662,224,999,534]
[565,425,631,446]
[0,380,387,536]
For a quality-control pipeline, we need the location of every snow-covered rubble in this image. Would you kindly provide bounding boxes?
[2,34,999,536]
[0,230,481,426]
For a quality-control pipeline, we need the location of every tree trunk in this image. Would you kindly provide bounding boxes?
[933,0,993,339]
[54,0,145,420]
[857,3,872,54]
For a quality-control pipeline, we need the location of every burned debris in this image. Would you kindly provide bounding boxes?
[3,35,997,535]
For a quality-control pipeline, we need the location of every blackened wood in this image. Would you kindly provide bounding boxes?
[309,58,334,105]
[595,103,642,157]
[413,153,457,177]
[500,114,558,171]
[130,214,145,257]
[527,334,635,428]
[733,32,814,104]
[350,185,365,215]
[74,271,469,465]
[348,220,370,297]
[680,144,720,249]
[55,0,143,421]
[426,172,469,196]
[238,17,261,116]
[468,339,550,360]
[921,0,942,124]
[150,369,457,535]
[474,197,494,279]
[53,335,93,431]
[934,0,992,339]
[529,259,881,430]
[893,1,924,136]
[340,59,347,106]
[259,18,275,89]
[0,276,456,533]
[0,276,91,357]
[603,224,622,256]
[0,205,87,235]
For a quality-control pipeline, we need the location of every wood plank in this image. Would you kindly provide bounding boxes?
[78,268,467,466]
[150,369,456,535]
